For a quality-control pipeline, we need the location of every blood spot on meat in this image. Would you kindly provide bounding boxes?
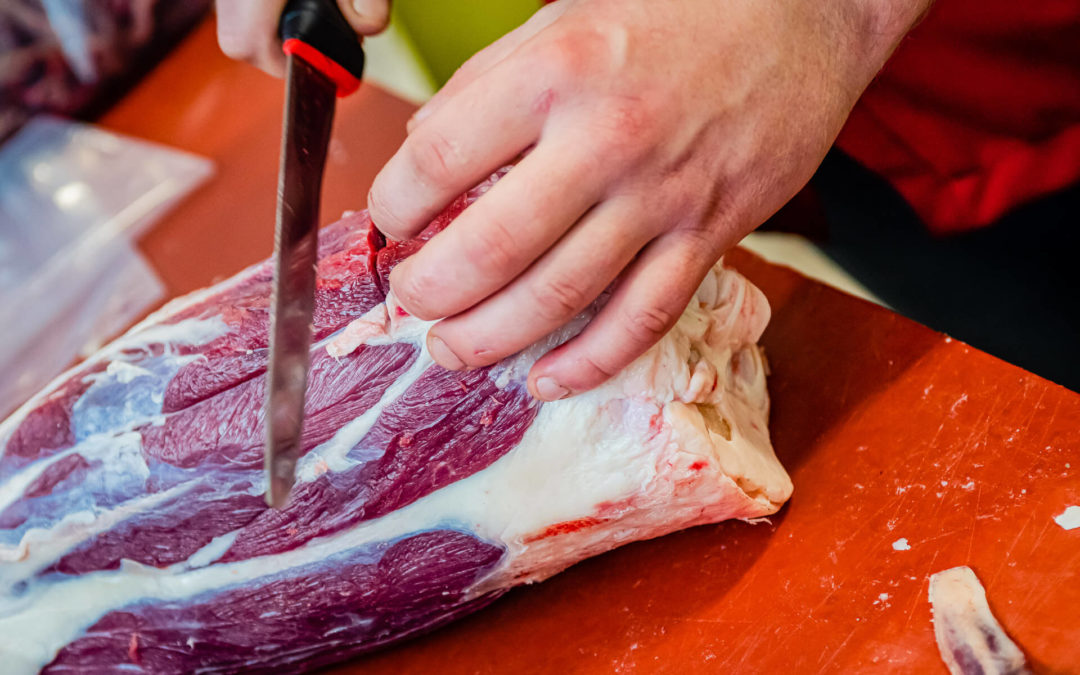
[525,517,605,543]
[648,413,665,436]
[127,633,139,664]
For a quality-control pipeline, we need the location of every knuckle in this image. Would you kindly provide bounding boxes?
[531,41,575,86]
[409,130,462,188]
[531,276,591,322]
[453,50,486,82]
[366,183,408,239]
[622,304,677,345]
[389,266,441,320]
[438,326,503,369]
[535,17,630,85]
[677,228,722,264]
[581,353,619,380]
[589,98,656,161]
[534,29,605,85]
[462,219,520,276]
[605,99,653,140]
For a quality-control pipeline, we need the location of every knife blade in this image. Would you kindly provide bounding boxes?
[266,0,365,508]
[265,55,336,509]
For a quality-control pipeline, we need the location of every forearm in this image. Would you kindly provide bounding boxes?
[766,0,934,123]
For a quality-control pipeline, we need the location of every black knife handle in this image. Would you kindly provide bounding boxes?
[279,0,365,96]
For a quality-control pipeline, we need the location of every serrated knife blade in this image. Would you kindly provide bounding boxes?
[265,55,336,508]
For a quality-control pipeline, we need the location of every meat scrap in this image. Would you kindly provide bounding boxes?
[928,566,1029,675]
[0,172,792,673]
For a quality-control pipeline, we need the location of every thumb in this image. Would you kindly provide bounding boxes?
[337,0,391,36]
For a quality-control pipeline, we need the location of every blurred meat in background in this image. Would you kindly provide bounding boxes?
[0,0,211,142]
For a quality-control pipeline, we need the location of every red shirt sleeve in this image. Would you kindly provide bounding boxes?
[544,0,1080,234]
[837,0,1080,234]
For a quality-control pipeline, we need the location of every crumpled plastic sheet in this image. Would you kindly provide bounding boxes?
[0,115,214,418]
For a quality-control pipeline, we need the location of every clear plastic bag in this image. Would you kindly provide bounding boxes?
[0,115,215,417]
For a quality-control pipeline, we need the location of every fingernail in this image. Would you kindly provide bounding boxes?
[534,376,569,402]
[428,336,465,370]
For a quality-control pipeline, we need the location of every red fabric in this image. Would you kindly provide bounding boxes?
[282,38,361,97]
[537,0,1079,233]
[836,1,1080,234]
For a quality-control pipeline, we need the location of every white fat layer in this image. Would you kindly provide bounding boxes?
[326,304,389,357]
[101,361,153,385]
[301,290,441,481]
[0,483,190,590]
[928,566,1028,675]
[0,261,790,673]
[298,290,437,482]
[0,315,227,456]
[0,448,79,518]
[0,383,668,672]
[0,435,162,576]
[0,433,148,517]
[330,290,436,351]
[107,316,228,359]
[296,353,433,482]
[184,530,240,570]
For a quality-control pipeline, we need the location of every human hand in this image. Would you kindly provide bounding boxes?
[368,0,931,401]
[215,0,389,77]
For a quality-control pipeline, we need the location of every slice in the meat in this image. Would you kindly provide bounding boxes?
[0,171,792,674]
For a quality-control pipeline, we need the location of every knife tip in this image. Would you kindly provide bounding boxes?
[266,456,297,509]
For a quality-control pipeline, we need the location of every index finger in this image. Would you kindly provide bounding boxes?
[216,0,288,76]
[367,56,551,241]
[387,137,608,321]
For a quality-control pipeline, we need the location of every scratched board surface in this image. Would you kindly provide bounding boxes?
[101,19,1080,674]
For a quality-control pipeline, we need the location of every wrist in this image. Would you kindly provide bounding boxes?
[843,0,934,76]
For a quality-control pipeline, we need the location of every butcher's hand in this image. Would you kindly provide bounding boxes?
[372,0,932,401]
[215,0,389,77]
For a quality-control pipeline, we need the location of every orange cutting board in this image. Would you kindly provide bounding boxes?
[101,18,1080,673]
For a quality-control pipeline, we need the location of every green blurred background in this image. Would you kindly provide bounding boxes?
[391,0,541,87]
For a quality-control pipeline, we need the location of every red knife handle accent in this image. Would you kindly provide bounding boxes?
[282,38,361,96]
[279,0,365,97]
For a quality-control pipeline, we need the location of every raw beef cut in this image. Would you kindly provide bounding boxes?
[0,172,793,674]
